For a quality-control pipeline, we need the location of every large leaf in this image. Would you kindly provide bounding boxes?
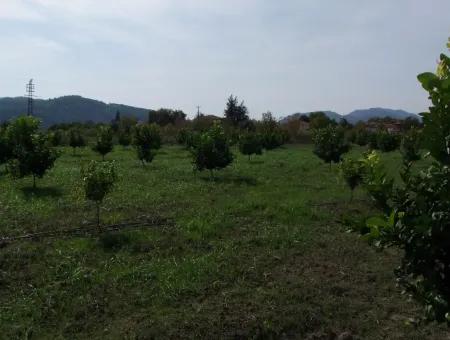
[418,72,440,91]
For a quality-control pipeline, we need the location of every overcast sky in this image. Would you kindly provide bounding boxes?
[0,0,449,118]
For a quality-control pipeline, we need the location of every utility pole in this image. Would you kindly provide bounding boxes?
[196,105,201,119]
[26,79,35,116]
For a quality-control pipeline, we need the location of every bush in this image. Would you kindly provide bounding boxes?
[6,116,58,188]
[68,129,85,154]
[191,122,233,177]
[376,130,400,152]
[400,128,422,162]
[239,132,263,160]
[354,128,369,146]
[367,132,378,149]
[312,126,349,166]
[81,160,117,227]
[48,130,64,147]
[0,126,12,168]
[132,124,161,166]
[353,48,450,322]
[339,158,364,201]
[359,151,394,212]
[260,112,286,150]
[118,130,131,147]
[92,126,113,160]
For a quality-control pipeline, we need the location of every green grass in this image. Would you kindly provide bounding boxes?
[0,145,447,339]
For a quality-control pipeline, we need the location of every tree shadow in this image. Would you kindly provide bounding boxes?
[200,173,258,186]
[20,186,64,200]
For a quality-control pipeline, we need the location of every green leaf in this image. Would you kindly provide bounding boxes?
[366,216,388,229]
[417,72,439,91]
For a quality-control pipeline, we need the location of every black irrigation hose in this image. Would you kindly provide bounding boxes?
[0,216,173,246]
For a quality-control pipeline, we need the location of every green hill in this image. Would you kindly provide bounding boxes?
[0,95,150,127]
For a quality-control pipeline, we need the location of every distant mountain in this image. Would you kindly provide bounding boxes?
[345,108,419,124]
[0,96,150,127]
[280,108,420,124]
[280,111,342,124]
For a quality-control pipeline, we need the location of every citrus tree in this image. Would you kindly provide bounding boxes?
[312,126,349,167]
[191,122,233,178]
[92,126,113,160]
[6,116,58,188]
[238,132,263,160]
[132,123,161,166]
[400,128,422,163]
[339,157,364,201]
[81,160,117,228]
[355,45,450,322]
[69,129,85,155]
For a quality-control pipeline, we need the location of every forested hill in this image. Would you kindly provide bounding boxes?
[0,96,150,127]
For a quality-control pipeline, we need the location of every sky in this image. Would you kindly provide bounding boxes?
[0,1,449,118]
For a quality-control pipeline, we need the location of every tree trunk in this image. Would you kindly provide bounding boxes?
[33,174,36,189]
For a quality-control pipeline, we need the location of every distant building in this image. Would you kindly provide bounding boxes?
[366,121,402,134]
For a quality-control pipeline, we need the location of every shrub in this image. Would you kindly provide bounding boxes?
[6,116,58,188]
[191,122,233,177]
[92,126,113,160]
[400,128,422,163]
[68,129,85,154]
[81,160,117,228]
[367,132,378,149]
[359,151,394,212]
[239,132,263,160]
[48,130,64,147]
[376,130,400,152]
[312,126,349,166]
[132,123,161,166]
[118,130,131,147]
[0,127,12,169]
[354,128,369,146]
[339,158,364,201]
[354,47,450,322]
[260,112,286,150]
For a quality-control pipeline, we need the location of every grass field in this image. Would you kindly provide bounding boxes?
[0,144,448,339]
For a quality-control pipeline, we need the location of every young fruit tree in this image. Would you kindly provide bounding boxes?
[238,132,263,160]
[191,122,233,178]
[260,112,286,150]
[81,160,117,228]
[68,129,85,155]
[132,123,161,166]
[376,130,400,152]
[118,129,131,148]
[339,158,364,202]
[92,126,113,160]
[312,126,349,167]
[354,45,450,322]
[6,116,58,188]
[0,126,12,171]
[400,128,422,163]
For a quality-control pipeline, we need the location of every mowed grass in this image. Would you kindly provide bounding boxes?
[0,145,448,339]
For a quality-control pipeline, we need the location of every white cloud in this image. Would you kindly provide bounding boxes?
[0,0,44,21]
